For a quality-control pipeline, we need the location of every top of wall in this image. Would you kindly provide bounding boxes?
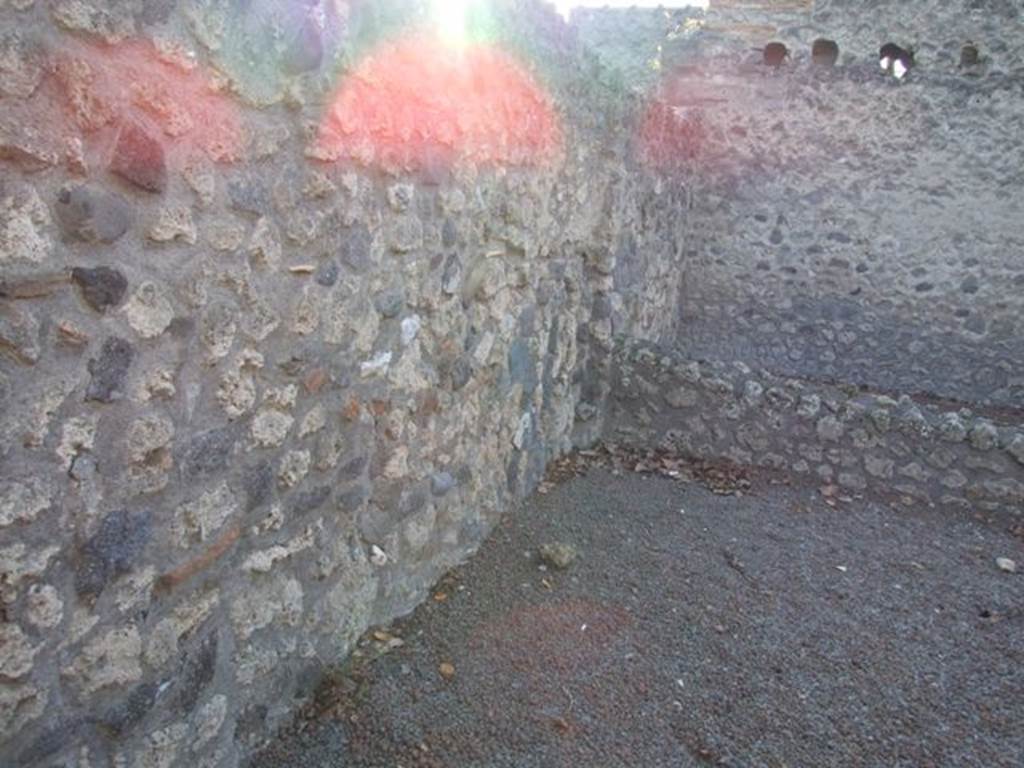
[573,0,1024,81]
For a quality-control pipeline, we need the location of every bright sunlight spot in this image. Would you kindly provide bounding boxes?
[434,0,472,46]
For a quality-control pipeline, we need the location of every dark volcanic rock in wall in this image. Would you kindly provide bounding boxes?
[431,471,456,496]
[227,178,271,216]
[293,485,331,515]
[180,426,238,480]
[109,122,167,193]
[17,718,89,765]
[235,704,269,749]
[167,632,218,714]
[337,453,368,483]
[450,356,473,391]
[71,266,128,313]
[244,461,274,512]
[315,260,339,287]
[373,287,405,318]
[441,218,458,249]
[55,185,133,243]
[341,224,373,272]
[86,336,134,402]
[99,682,160,736]
[337,485,369,514]
[442,254,462,295]
[508,338,538,397]
[137,0,177,25]
[75,508,151,598]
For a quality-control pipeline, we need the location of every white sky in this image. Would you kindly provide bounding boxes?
[554,1,709,19]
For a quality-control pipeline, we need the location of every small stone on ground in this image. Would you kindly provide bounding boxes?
[538,542,578,570]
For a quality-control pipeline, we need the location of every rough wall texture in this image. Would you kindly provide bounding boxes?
[0,2,688,766]
[4,0,1023,765]
[665,0,1024,408]
[608,338,1024,518]
[571,6,705,95]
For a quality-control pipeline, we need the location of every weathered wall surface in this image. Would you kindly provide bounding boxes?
[0,2,688,766]
[4,0,1021,765]
[571,6,705,95]
[607,338,1024,517]
[665,0,1024,408]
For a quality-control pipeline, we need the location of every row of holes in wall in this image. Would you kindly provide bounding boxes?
[761,40,982,75]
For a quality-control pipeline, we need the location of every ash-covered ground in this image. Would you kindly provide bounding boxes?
[253,459,1024,767]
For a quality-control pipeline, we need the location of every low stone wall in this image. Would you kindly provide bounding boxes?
[607,339,1024,516]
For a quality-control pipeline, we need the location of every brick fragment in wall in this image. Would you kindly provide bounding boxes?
[109,122,167,193]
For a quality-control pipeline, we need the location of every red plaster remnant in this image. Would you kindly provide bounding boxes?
[415,391,441,427]
[0,273,69,299]
[58,40,243,159]
[636,99,708,172]
[57,321,90,347]
[314,35,562,172]
[303,368,328,395]
[342,397,362,422]
[5,39,242,176]
[155,525,242,593]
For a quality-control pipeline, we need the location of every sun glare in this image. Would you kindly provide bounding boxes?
[434,0,471,47]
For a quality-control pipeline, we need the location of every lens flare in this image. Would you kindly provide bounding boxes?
[314,34,562,174]
[434,0,471,47]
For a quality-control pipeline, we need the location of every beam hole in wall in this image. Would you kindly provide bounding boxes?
[960,41,980,68]
[762,42,789,68]
[812,38,839,67]
[879,42,914,79]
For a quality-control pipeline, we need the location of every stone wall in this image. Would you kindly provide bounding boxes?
[607,338,1024,518]
[666,0,1024,409]
[0,2,689,766]
[571,6,706,95]
[4,0,1021,765]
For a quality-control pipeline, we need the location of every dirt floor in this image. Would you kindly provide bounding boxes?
[251,456,1024,768]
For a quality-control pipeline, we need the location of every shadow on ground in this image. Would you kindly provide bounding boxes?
[251,461,1024,768]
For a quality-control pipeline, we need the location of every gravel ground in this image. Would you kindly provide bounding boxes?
[251,464,1024,768]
